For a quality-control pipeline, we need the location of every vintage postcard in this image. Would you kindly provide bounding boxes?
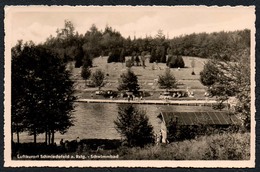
[4,5,256,167]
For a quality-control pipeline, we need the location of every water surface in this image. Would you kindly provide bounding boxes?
[17,103,215,143]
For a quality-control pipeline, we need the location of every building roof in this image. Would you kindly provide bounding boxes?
[159,111,242,126]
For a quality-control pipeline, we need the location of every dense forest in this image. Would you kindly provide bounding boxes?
[39,20,250,68]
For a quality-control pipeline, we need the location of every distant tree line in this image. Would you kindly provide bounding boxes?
[169,30,250,60]
[43,20,250,68]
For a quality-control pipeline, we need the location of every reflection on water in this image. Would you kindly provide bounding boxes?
[17,103,215,143]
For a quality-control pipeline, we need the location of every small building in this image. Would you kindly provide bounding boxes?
[157,111,242,143]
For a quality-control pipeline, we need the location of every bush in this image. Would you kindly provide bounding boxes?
[75,59,83,68]
[118,132,250,160]
[167,123,239,142]
[90,69,105,89]
[83,56,93,68]
[167,55,185,68]
[199,60,219,87]
[107,49,121,63]
[81,66,91,80]
[125,59,133,68]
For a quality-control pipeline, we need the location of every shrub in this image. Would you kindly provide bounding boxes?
[125,59,133,68]
[107,49,121,63]
[200,60,219,87]
[82,56,93,68]
[167,55,185,68]
[81,66,91,81]
[90,69,105,90]
[118,132,250,160]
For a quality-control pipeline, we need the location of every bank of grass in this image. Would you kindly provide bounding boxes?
[118,132,250,160]
[91,56,207,81]
[13,132,250,160]
[72,56,207,89]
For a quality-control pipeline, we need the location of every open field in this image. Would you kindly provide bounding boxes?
[72,56,207,81]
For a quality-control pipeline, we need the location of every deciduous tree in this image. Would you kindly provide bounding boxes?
[91,69,105,90]
[200,60,219,87]
[11,43,75,144]
[200,49,250,130]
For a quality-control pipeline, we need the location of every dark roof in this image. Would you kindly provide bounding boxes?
[160,111,242,126]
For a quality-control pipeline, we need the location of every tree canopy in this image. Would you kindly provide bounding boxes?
[114,104,154,147]
[200,48,250,130]
[42,20,250,66]
[117,69,140,93]
[12,42,75,144]
[158,68,177,90]
[200,60,219,87]
[81,65,91,82]
[91,69,105,90]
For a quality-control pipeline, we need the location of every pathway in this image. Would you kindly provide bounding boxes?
[75,98,222,106]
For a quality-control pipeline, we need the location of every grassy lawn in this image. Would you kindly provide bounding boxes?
[71,56,209,99]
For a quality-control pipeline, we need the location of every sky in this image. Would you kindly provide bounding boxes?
[5,6,255,45]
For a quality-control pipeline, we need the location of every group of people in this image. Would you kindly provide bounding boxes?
[172,92,185,98]
[127,95,143,102]
[186,88,194,97]
[155,129,168,145]
[59,137,81,151]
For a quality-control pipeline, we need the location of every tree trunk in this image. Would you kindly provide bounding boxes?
[48,130,51,145]
[16,131,19,144]
[11,132,13,144]
[51,130,55,145]
[45,129,48,145]
[33,128,36,144]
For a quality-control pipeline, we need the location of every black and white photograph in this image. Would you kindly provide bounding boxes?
[4,5,255,167]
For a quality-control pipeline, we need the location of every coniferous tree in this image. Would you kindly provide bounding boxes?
[81,65,91,86]
[150,49,157,63]
[119,48,126,64]
[160,46,167,63]
[158,68,177,90]
[74,47,84,68]
[191,58,196,75]
[117,69,140,94]
[114,104,154,147]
